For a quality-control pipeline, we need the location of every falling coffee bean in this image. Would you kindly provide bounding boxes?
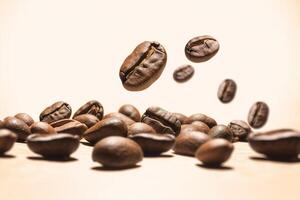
[27,133,79,159]
[173,131,210,156]
[3,117,31,142]
[73,100,104,120]
[30,122,56,135]
[142,106,181,136]
[52,119,88,138]
[248,129,300,160]
[40,101,72,123]
[129,133,175,156]
[73,114,99,128]
[0,129,17,155]
[184,113,217,128]
[173,113,188,124]
[119,41,167,91]
[103,112,135,126]
[92,136,143,168]
[209,125,233,142]
[83,117,128,145]
[15,113,34,126]
[118,104,141,122]
[228,120,251,142]
[248,101,269,129]
[217,79,237,103]
[196,138,234,166]
[173,64,195,83]
[128,122,156,136]
[185,35,219,63]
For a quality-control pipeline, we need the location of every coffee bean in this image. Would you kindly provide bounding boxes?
[173,113,188,124]
[52,119,88,138]
[141,106,181,136]
[103,112,135,126]
[247,101,269,129]
[209,125,233,142]
[185,35,219,63]
[0,120,3,128]
[119,41,167,91]
[129,133,175,155]
[27,133,79,159]
[50,119,77,127]
[217,79,237,103]
[2,117,31,142]
[228,120,251,142]
[128,122,156,136]
[83,117,128,145]
[92,136,143,168]
[40,101,72,123]
[14,113,34,126]
[73,100,104,120]
[173,64,195,83]
[248,129,300,160]
[196,138,234,166]
[173,131,210,156]
[184,113,217,128]
[30,122,56,135]
[0,129,17,155]
[118,104,141,122]
[190,121,210,134]
[181,124,209,134]
[73,114,99,128]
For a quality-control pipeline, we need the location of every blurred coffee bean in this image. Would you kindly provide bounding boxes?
[103,112,135,126]
[73,114,99,128]
[0,129,17,155]
[180,124,209,135]
[3,117,31,142]
[173,64,195,83]
[184,113,217,128]
[92,136,143,168]
[228,120,251,142]
[30,122,56,135]
[128,122,156,136]
[190,121,210,133]
[217,79,237,103]
[173,113,188,124]
[14,113,34,126]
[118,104,141,122]
[73,100,104,120]
[0,120,3,128]
[53,120,88,138]
[40,101,72,123]
[209,125,233,142]
[247,101,269,129]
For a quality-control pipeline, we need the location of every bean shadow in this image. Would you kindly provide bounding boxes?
[250,156,300,163]
[27,156,78,162]
[196,163,234,170]
[91,164,141,171]
[80,141,94,147]
[0,154,16,159]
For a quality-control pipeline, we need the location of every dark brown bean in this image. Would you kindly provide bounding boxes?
[2,117,31,142]
[30,122,56,135]
[83,117,128,145]
[184,113,217,128]
[190,121,210,134]
[0,129,17,155]
[39,101,72,123]
[14,113,34,126]
[209,125,233,142]
[119,41,167,91]
[118,104,141,122]
[174,131,210,156]
[247,101,269,128]
[129,133,175,155]
[27,133,79,159]
[217,79,237,103]
[181,124,209,134]
[248,129,300,160]
[103,112,135,126]
[173,64,195,83]
[53,120,88,138]
[141,106,181,136]
[50,119,77,127]
[128,122,156,136]
[73,114,99,128]
[73,100,104,120]
[185,35,219,63]
[92,136,143,168]
[196,138,234,166]
[0,120,3,128]
[228,120,251,142]
[173,113,188,124]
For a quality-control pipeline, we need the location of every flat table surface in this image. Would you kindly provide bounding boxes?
[1,142,299,200]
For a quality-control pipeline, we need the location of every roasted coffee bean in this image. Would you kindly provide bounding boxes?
[141,106,181,136]
[181,123,209,134]
[228,120,251,142]
[129,133,175,155]
[14,113,34,126]
[3,117,31,142]
[209,125,233,142]
[50,119,76,127]
[53,120,88,138]
[40,101,72,123]
[0,129,17,155]
[196,138,234,166]
[118,104,141,122]
[184,113,217,128]
[103,112,135,126]
[248,101,269,129]
[173,65,195,83]
[173,113,188,124]
[128,122,156,136]
[217,79,237,103]
[0,120,3,128]
[27,133,79,159]
[119,41,167,91]
[248,129,300,160]
[92,136,143,168]
[30,122,56,135]
[185,35,219,63]
[190,121,210,133]
[73,100,104,120]
[84,117,127,145]
[174,131,210,156]
[73,114,99,128]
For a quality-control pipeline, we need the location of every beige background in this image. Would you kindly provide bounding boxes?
[0,1,300,200]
